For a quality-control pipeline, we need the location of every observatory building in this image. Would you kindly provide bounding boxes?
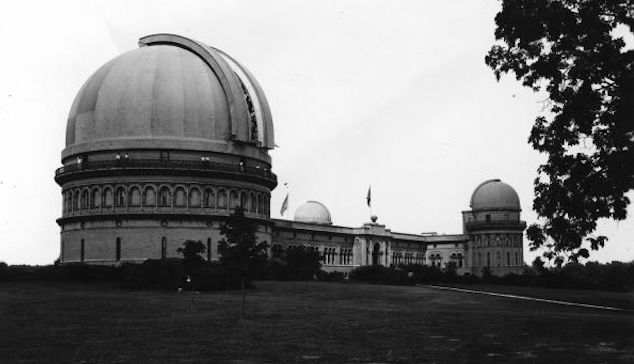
[55,34,525,276]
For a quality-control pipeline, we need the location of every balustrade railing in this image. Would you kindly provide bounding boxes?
[55,159,276,182]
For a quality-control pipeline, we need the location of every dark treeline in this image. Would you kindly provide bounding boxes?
[1,259,632,292]
[349,261,634,292]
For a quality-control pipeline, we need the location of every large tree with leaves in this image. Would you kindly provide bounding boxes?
[486,0,634,264]
[218,207,268,287]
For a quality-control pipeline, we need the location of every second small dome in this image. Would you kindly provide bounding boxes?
[294,201,332,225]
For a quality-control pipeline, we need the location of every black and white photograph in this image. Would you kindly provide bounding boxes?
[1,0,633,362]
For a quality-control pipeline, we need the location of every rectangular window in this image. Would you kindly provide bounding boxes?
[161,237,167,259]
[80,239,85,262]
[207,238,211,261]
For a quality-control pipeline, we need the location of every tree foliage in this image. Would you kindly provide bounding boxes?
[218,207,268,283]
[283,245,322,280]
[176,240,206,264]
[486,0,634,263]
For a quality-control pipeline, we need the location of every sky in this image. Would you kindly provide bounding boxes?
[0,0,632,265]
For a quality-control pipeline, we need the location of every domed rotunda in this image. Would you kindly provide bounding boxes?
[55,34,525,276]
[56,34,277,264]
[470,179,521,211]
[294,201,332,225]
[462,179,525,276]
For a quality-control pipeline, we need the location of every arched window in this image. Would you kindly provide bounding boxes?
[129,187,141,206]
[91,188,100,208]
[144,187,156,206]
[229,191,238,209]
[114,187,126,206]
[496,251,501,266]
[80,239,85,262]
[189,188,201,207]
[486,252,491,266]
[507,252,511,266]
[161,237,167,259]
[218,189,227,209]
[81,190,89,209]
[515,251,519,266]
[207,238,211,261]
[240,191,247,209]
[478,252,482,266]
[73,190,79,210]
[203,188,215,208]
[174,187,186,207]
[158,187,171,206]
[257,194,263,214]
[248,193,256,213]
[64,191,71,212]
[264,195,270,215]
[103,188,113,207]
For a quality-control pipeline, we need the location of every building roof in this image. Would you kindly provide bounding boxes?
[293,201,333,225]
[469,179,521,211]
[63,34,274,160]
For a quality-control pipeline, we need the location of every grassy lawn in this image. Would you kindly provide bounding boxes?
[1,281,633,363]
[434,283,634,310]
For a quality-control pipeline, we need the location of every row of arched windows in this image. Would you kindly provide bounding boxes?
[428,253,443,267]
[339,248,352,265]
[63,184,270,216]
[428,252,463,268]
[475,250,520,267]
[391,251,424,266]
[473,234,522,248]
[269,244,354,265]
[449,253,464,268]
[324,247,337,264]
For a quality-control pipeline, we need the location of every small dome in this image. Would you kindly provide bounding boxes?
[470,179,521,211]
[63,34,274,160]
[294,201,332,225]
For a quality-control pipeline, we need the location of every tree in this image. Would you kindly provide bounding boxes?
[284,245,322,281]
[486,0,634,264]
[176,240,206,264]
[218,207,268,277]
[218,207,268,316]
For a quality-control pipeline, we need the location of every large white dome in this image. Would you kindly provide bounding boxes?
[63,34,274,160]
[470,179,521,211]
[294,201,332,225]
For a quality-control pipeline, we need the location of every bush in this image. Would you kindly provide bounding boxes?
[0,259,244,292]
[349,265,412,285]
[316,270,345,282]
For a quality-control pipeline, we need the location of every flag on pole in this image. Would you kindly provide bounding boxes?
[280,193,289,216]
[366,185,371,207]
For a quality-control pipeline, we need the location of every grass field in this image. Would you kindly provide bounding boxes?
[440,283,634,310]
[1,281,633,363]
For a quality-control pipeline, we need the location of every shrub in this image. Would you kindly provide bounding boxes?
[316,270,345,282]
[349,265,412,285]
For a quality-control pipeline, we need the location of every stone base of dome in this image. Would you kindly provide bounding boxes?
[59,218,272,264]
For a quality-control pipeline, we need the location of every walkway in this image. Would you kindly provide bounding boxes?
[418,284,631,312]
